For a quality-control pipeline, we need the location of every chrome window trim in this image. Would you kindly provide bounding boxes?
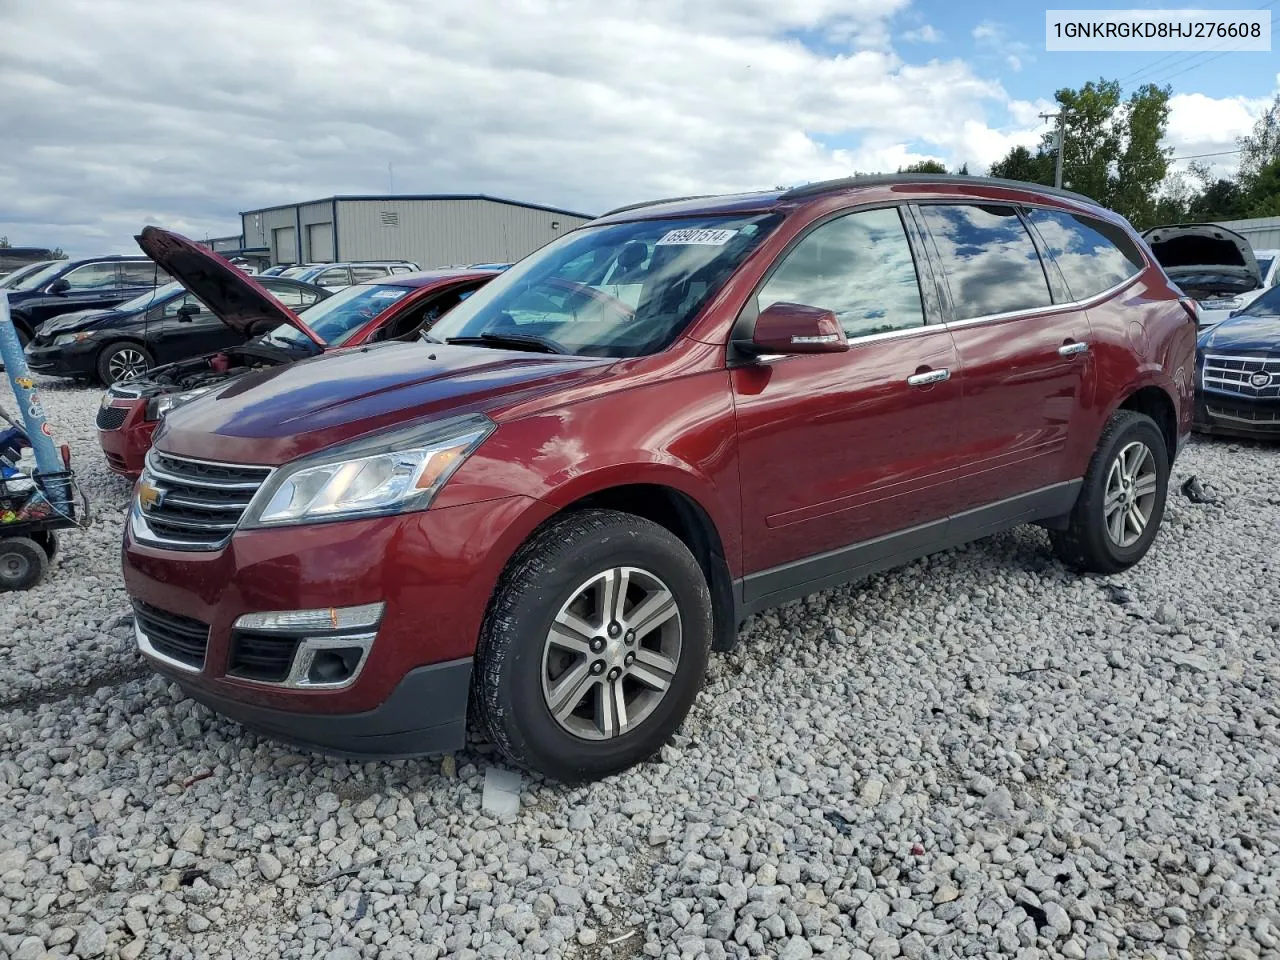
[941,272,1143,331]
[134,619,203,674]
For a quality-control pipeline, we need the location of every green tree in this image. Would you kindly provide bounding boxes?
[0,236,9,248]
[955,162,971,176]
[1242,157,1280,217]
[1110,83,1173,227]
[898,160,949,174]
[1238,93,1280,186]
[988,145,1054,185]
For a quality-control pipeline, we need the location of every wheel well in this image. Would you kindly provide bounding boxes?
[561,484,739,651]
[1119,386,1177,457]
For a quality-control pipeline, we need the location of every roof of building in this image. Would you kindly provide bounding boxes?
[240,194,595,221]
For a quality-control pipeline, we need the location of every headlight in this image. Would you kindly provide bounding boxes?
[53,332,92,346]
[241,414,494,528]
[145,386,214,421]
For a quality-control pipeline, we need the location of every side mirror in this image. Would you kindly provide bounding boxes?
[737,302,849,356]
[176,303,200,321]
[47,278,70,295]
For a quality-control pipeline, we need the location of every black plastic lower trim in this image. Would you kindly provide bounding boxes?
[737,480,1083,616]
[177,657,473,760]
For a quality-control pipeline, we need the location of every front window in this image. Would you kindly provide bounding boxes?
[263,282,412,347]
[61,262,121,291]
[14,262,71,291]
[429,214,782,357]
[115,281,184,312]
[1241,284,1280,317]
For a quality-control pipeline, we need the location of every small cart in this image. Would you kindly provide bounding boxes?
[1,294,88,591]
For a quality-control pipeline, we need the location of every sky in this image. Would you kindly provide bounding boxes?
[0,0,1277,259]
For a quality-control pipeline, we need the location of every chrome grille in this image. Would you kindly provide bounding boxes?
[1202,355,1280,399]
[131,450,271,551]
[96,405,127,430]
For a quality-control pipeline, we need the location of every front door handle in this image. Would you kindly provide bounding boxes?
[906,368,950,387]
[1058,341,1089,357]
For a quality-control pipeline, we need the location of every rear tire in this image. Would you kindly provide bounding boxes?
[97,342,154,385]
[1051,410,1168,574]
[473,509,713,782]
[0,537,48,591]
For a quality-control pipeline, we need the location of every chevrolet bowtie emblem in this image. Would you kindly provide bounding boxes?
[137,481,166,511]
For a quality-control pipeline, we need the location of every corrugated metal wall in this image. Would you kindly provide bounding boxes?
[242,208,301,263]
[1217,216,1280,251]
[335,199,591,266]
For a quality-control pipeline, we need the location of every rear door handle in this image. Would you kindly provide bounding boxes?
[1058,341,1089,357]
[906,368,950,387]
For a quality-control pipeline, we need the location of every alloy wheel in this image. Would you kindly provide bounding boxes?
[107,348,148,382]
[1103,440,1158,548]
[540,565,683,741]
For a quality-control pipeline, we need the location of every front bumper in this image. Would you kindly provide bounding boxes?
[97,397,154,478]
[1194,391,1280,440]
[24,338,100,377]
[123,493,555,758]
[177,656,473,758]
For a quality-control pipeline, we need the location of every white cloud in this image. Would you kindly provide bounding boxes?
[901,24,943,43]
[972,19,1034,74]
[0,0,1263,261]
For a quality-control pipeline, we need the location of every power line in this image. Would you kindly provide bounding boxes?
[1115,0,1278,88]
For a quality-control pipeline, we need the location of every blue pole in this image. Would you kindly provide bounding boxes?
[0,292,66,482]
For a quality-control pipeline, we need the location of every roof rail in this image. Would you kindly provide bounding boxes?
[779,173,1100,208]
[600,195,716,218]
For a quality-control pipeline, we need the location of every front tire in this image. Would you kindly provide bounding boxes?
[474,509,713,782]
[1051,410,1169,574]
[97,342,154,385]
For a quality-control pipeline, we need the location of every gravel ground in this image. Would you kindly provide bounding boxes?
[2,379,1278,960]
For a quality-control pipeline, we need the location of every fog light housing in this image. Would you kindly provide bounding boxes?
[229,604,383,689]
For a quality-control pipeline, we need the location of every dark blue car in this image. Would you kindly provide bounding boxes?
[3,256,168,346]
[24,277,329,384]
[1195,284,1280,439]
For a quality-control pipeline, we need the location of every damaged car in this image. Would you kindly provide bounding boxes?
[97,227,498,477]
[1195,282,1280,439]
[1142,223,1264,327]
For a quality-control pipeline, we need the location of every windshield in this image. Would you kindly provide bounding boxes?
[264,282,411,348]
[429,214,782,357]
[0,261,55,289]
[1255,256,1274,280]
[1241,284,1280,316]
[115,280,183,312]
[10,262,67,291]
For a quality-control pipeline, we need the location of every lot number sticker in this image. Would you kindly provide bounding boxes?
[656,228,738,246]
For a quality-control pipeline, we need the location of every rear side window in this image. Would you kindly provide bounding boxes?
[1026,208,1143,300]
[919,204,1053,320]
[316,267,350,287]
[757,207,926,339]
[264,282,309,307]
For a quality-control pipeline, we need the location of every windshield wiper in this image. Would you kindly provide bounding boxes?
[445,332,566,354]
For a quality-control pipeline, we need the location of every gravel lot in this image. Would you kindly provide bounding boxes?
[2,378,1278,960]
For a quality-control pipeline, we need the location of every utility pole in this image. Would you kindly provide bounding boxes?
[1040,111,1066,189]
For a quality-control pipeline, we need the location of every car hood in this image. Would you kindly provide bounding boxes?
[40,307,124,334]
[156,341,614,464]
[1142,223,1262,300]
[1198,312,1280,353]
[135,226,325,346]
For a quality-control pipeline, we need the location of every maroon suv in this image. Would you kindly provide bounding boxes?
[122,175,1197,781]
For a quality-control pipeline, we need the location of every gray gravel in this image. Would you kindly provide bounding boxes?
[2,379,1279,960]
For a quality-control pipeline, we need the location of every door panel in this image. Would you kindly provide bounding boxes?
[915,203,1092,508]
[147,294,242,362]
[732,205,965,582]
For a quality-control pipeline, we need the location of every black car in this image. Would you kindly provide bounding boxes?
[24,277,330,384]
[1194,284,1280,439]
[4,256,170,346]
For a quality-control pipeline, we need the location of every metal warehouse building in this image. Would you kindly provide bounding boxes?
[1216,215,1280,250]
[238,194,595,268]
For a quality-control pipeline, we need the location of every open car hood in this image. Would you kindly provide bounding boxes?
[1141,223,1262,300]
[135,226,325,346]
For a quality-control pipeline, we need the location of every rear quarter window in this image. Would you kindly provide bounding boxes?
[1027,208,1144,301]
